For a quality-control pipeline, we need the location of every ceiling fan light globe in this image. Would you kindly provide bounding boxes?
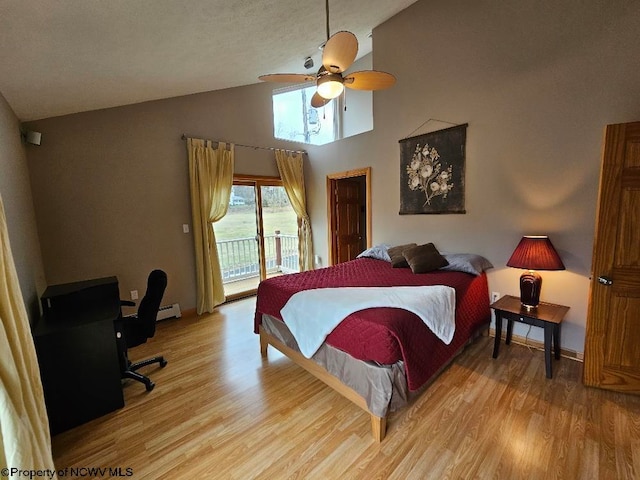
[317,74,344,99]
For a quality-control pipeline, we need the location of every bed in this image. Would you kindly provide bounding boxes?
[254,251,491,441]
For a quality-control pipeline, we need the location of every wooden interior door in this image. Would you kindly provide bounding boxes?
[334,179,363,264]
[327,168,371,266]
[584,121,640,393]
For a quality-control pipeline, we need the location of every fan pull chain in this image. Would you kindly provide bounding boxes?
[343,87,347,111]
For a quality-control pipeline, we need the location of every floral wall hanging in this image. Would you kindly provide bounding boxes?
[399,123,467,214]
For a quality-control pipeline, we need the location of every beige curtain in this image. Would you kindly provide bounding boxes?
[187,138,234,314]
[0,194,56,479]
[275,149,314,271]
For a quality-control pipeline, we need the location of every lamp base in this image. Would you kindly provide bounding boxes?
[519,270,542,309]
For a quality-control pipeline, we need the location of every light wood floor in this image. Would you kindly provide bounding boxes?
[51,297,640,479]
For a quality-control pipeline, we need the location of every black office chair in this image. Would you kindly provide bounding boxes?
[115,269,168,392]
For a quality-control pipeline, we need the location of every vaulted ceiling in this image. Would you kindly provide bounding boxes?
[0,0,417,121]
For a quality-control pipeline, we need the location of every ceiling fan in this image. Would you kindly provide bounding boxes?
[258,0,396,108]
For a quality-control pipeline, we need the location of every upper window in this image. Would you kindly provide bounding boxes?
[272,85,338,146]
[270,54,375,146]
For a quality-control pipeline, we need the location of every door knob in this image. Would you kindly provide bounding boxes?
[598,276,613,286]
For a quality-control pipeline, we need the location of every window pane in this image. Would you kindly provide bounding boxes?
[261,186,299,274]
[214,185,260,293]
[273,85,336,146]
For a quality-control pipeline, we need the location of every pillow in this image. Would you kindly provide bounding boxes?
[356,244,391,262]
[440,253,493,276]
[387,243,417,268]
[402,243,449,274]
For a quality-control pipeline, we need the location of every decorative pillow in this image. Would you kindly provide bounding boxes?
[356,244,391,262]
[402,243,449,274]
[440,253,493,276]
[387,243,417,268]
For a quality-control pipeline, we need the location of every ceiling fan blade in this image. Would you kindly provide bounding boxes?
[322,31,358,74]
[343,70,396,90]
[258,74,316,83]
[310,92,331,108]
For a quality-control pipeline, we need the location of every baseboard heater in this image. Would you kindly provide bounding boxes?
[156,303,181,321]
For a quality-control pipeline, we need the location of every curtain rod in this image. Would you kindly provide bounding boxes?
[180,134,307,155]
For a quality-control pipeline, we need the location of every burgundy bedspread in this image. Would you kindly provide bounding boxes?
[254,257,490,391]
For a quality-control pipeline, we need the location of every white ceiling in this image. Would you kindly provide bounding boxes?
[0,0,417,121]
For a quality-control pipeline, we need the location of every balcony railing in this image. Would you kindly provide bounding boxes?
[217,231,299,283]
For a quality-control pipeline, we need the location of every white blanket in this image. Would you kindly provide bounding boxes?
[280,286,456,358]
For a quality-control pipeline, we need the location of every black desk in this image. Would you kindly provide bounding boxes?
[32,277,124,435]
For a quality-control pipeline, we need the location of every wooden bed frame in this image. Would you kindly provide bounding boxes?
[259,325,387,442]
[260,320,490,442]
[256,261,493,442]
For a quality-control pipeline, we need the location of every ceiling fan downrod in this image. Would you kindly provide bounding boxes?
[325,0,330,41]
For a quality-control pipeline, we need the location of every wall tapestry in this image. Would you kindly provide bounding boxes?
[399,123,467,214]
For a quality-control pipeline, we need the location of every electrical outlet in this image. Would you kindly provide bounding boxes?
[491,291,500,303]
[182,224,189,233]
[131,290,138,300]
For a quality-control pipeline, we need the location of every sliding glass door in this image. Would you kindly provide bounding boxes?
[214,183,260,297]
[214,176,299,299]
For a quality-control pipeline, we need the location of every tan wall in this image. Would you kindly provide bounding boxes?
[25,82,287,310]
[342,54,374,139]
[0,92,46,322]
[23,0,640,354]
[304,0,640,354]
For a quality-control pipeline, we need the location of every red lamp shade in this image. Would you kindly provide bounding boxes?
[507,236,565,309]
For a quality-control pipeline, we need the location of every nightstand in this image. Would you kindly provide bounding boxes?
[491,295,570,379]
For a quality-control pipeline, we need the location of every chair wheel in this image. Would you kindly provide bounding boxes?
[145,381,155,392]
[160,358,168,368]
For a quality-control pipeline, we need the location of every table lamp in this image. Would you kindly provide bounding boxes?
[506,236,565,310]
